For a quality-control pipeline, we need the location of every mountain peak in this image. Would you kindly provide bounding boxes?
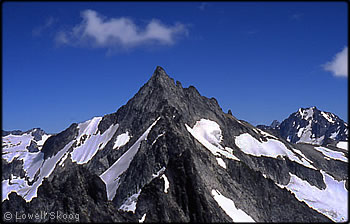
[155,65,166,74]
[278,106,348,145]
[297,106,318,120]
[146,66,176,90]
[151,66,171,80]
[270,120,280,129]
[299,106,319,114]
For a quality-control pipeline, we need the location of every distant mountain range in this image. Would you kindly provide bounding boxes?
[2,66,348,222]
[257,106,348,147]
[2,128,51,154]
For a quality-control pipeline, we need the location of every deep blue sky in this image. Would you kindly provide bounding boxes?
[2,2,348,133]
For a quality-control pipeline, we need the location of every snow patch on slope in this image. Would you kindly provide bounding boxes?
[139,213,146,223]
[2,176,30,201]
[290,148,316,169]
[152,167,166,178]
[100,118,160,201]
[330,130,340,140]
[71,117,119,164]
[321,111,335,123]
[151,133,165,146]
[296,122,315,144]
[211,189,255,222]
[2,131,53,200]
[161,174,169,193]
[235,133,316,170]
[3,133,37,163]
[299,107,314,120]
[36,134,51,149]
[191,119,223,145]
[114,132,130,149]
[23,141,75,202]
[314,146,347,162]
[337,141,348,150]
[22,152,45,181]
[216,158,226,169]
[77,117,101,136]
[2,140,75,202]
[119,190,141,213]
[282,171,347,222]
[186,119,240,162]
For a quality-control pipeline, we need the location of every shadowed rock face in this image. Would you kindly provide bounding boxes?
[40,124,78,160]
[3,66,342,222]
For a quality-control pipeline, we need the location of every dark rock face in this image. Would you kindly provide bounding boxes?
[225,160,330,222]
[26,140,39,153]
[2,130,24,136]
[2,128,48,139]
[2,66,344,222]
[2,159,26,180]
[270,120,280,129]
[2,161,135,223]
[41,123,78,160]
[28,128,47,141]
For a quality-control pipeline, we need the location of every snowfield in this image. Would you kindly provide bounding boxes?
[71,117,119,164]
[2,117,119,202]
[314,146,347,162]
[211,189,255,222]
[186,119,240,165]
[2,176,30,201]
[216,157,227,169]
[190,119,222,146]
[2,132,50,163]
[235,133,316,169]
[336,141,348,150]
[114,132,130,149]
[282,171,348,222]
[2,131,51,201]
[119,190,141,213]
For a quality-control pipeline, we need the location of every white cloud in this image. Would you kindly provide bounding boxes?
[56,10,188,49]
[323,46,348,77]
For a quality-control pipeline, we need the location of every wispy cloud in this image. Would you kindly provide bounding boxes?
[55,10,188,50]
[323,46,348,78]
[32,17,57,37]
[199,2,209,11]
[290,13,303,21]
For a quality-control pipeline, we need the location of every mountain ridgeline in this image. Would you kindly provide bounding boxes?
[2,66,348,222]
[257,106,348,146]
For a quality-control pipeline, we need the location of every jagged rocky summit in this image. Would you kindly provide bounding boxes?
[2,66,348,222]
[257,106,348,147]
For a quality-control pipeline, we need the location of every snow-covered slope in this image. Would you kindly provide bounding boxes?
[2,129,50,179]
[2,116,120,202]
